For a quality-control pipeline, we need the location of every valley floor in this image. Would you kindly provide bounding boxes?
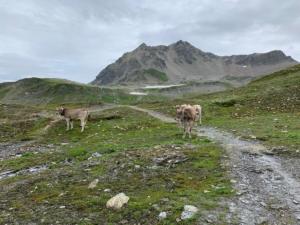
[1,104,300,224]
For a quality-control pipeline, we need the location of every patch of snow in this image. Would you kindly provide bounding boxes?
[129,92,148,96]
[143,84,185,89]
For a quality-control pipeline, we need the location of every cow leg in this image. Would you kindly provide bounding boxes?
[80,119,85,132]
[66,118,70,131]
[70,120,74,130]
[188,122,192,138]
[199,112,202,125]
[182,122,188,138]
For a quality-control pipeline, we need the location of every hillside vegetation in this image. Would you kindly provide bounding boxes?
[141,64,300,154]
[0,78,143,106]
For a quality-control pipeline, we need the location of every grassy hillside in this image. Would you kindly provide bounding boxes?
[140,64,300,154]
[0,78,144,106]
[144,68,169,82]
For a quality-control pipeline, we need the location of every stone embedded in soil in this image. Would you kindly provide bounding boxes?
[181,205,199,220]
[88,179,99,189]
[106,193,129,210]
[158,211,167,219]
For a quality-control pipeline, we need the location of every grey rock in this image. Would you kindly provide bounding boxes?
[181,205,198,220]
[158,211,167,219]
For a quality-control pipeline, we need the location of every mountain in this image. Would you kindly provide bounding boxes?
[91,41,298,85]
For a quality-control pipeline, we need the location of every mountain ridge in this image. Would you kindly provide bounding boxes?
[92,40,298,85]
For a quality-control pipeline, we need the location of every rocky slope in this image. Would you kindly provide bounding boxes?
[92,41,298,85]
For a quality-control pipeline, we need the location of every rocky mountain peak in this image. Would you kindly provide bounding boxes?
[91,41,298,85]
[136,42,148,50]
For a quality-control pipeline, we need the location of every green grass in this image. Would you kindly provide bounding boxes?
[140,64,300,154]
[0,107,232,224]
[144,68,169,82]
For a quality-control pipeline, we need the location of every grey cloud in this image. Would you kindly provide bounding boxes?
[0,0,299,83]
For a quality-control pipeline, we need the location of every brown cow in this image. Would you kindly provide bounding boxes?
[193,104,202,124]
[57,107,89,132]
[181,105,197,138]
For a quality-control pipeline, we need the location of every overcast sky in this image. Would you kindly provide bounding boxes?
[0,0,299,83]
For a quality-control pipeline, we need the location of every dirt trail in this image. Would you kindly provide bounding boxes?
[128,106,300,225]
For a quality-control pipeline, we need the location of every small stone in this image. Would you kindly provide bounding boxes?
[240,199,249,204]
[152,204,160,210]
[256,217,268,224]
[104,188,111,192]
[119,219,128,224]
[181,205,198,220]
[293,199,299,204]
[260,201,267,207]
[270,203,285,210]
[106,193,129,210]
[274,175,283,180]
[206,214,217,223]
[88,179,99,189]
[92,152,102,158]
[158,212,167,219]
[161,198,169,202]
[59,206,65,209]
[134,165,141,169]
[230,179,237,184]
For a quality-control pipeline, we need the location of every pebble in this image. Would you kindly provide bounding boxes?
[230,179,237,184]
[91,152,102,158]
[104,188,111,192]
[274,175,283,180]
[181,205,198,220]
[134,165,141,169]
[88,179,99,189]
[158,212,167,219]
